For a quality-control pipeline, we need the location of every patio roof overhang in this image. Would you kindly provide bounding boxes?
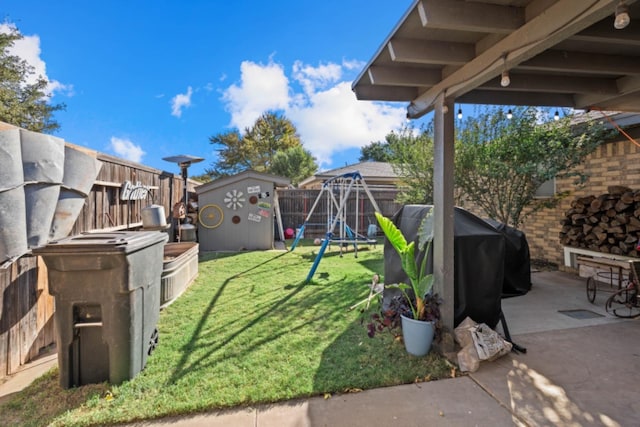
[353,0,640,342]
[352,0,640,118]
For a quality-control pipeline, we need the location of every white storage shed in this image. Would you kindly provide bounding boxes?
[196,171,290,251]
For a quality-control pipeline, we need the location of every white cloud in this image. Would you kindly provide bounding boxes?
[0,23,72,97]
[221,59,406,168]
[171,86,193,117]
[292,60,342,96]
[110,137,145,163]
[342,58,366,71]
[289,81,406,166]
[222,60,290,130]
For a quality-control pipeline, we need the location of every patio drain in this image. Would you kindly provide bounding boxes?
[558,309,604,320]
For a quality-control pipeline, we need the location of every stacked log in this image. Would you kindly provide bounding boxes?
[559,186,640,257]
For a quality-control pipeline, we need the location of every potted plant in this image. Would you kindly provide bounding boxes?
[372,210,441,356]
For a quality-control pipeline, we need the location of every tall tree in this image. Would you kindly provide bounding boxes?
[455,106,609,228]
[386,124,435,204]
[206,111,318,181]
[270,145,317,186]
[359,140,394,162]
[0,26,65,133]
[189,173,212,184]
[243,112,300,172]
[206,129,248,177]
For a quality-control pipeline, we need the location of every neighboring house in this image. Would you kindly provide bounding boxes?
[298,161,400,189]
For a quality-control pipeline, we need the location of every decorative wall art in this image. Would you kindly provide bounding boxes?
[224,189,245,210]
[198,204,224,229]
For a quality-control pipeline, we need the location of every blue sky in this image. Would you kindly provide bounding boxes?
[2,0,435,177]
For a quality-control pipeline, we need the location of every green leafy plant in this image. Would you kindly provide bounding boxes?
[374,210,438,321]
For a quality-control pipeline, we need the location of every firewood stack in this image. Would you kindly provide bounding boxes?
[560,186,640,257]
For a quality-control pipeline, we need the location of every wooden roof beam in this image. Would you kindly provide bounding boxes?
[457,90,575,106]
[368,65,442,87]
[388,39,475,65]
[353,85,418,102]
[417,0,524,33]
[521,50,640,75]
[480,73,619,94]
[572,18,640,45]
[575,75,640,108]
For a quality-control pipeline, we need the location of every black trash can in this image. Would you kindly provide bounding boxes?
[34,231,167,388]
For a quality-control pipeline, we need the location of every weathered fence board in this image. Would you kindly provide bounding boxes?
[0,255,52,377]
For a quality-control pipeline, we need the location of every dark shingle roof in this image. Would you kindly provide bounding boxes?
[298,161,398,188]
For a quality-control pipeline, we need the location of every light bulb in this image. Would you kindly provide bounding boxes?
[614,3,630,29]
[500,70,510,87]
[507,109,513,119]
[457,108,463,119]
[554,111,560,121]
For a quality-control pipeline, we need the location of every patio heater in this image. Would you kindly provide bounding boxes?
[163,154,204,240]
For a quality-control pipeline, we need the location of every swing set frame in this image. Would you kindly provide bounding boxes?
[290,171,381,282]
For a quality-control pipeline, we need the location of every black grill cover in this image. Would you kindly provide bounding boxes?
[383,205,529,328]
[484,218,532,297]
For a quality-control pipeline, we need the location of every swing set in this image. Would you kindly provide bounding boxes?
[290,171,381,282]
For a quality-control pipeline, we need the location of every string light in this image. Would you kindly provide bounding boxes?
[614,1,630,29]
[457,108,463,119]
[500,70,510,87]
[507,109,513,119]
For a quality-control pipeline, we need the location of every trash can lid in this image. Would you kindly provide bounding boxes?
[34,231,168,254]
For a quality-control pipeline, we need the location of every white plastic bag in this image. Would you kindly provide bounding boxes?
[454,316,512,372]
[454,317,481,372]
[471,323,512,361]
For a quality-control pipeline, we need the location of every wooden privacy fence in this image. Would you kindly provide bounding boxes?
[74,152,192,235]
[0,149,189,379]
[277,188,402,238]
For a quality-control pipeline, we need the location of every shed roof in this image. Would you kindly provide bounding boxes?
[195,170,291,194]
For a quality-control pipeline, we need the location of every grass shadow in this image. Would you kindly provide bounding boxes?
[167,251,293,385]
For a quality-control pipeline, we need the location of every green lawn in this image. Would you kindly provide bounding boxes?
[0,240,454,427]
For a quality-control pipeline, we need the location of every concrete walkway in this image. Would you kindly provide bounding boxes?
[2,269,639,426]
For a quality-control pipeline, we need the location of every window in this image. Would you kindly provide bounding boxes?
[535,178,555,198]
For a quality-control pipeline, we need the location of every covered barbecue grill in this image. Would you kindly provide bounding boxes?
[383,205,531,329]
